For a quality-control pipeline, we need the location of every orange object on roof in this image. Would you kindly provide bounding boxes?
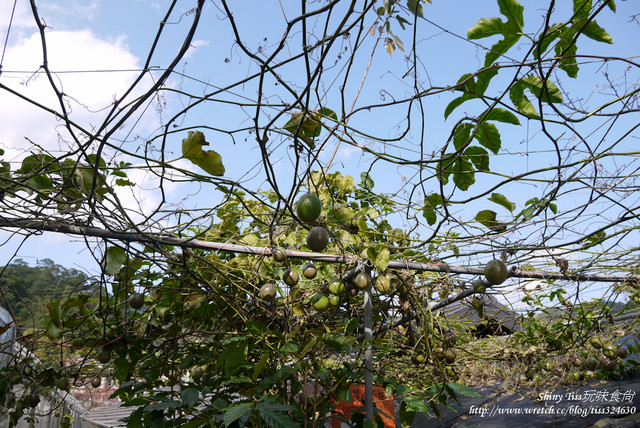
[332,384,395,428]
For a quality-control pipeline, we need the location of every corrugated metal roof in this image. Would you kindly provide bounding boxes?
[439,293,522,334]
[83,404,135,428]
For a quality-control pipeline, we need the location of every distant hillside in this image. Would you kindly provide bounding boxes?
[0,258,94,331]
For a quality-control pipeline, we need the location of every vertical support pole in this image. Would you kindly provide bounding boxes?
[363,266,374,422]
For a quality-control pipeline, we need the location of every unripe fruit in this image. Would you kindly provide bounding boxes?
[329,294,340,307]
[91,377,102,388]
[259,283,277,302]
[484,259,509,285]
[328,281,344,295]
[603,343,617,359]
[272,247,288,263]
[374,275,392,294]
[590,335,604,349]
[472,278,489,293]
[306,227,329,252]
[354,272,372,290]
[303,263,317,279]
[617,346,629,359]
[585,357,598,370]
[296,193,322,223]
[311,293,330,311]
[128,292,145,310]
[282,268,299,287]
[97,348,111,364]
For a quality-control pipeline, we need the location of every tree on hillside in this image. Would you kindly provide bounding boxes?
[1,0,639,426]
[0,259,92,329]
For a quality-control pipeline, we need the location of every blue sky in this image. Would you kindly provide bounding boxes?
[0,0,638,305]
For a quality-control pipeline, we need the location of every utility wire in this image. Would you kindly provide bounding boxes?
[0,0,19,74]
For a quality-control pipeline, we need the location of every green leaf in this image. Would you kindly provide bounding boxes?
[346,317,359,334]
[488,193,515,212]
[258,408,297,428]
[555,28,579,78]
[453,123,474,151]
[446,383,484,398]
[449,157,475,191]
[219,339,248,376]
[46,299,62,327]
[467,0,524,67]
[360,172,374,190]
[101,246,126,276]
[423,193,444,226]
[582,20,613,44]
[475,209,507,232]
[520,75,563,103]
[582,230,606,249]
[181,131,225,176]
[399,404,416,428]
[403,395,429,413]
[518,206,536,221]
[42,315,62,340]
[534,23,563,60]
[482,108,520,125]
[475,122,501,154]
[464,146,489,172]
[224,402,253,428]
[318,107,338,122]
[407,0,423,17]
[509,81,539,118]
[181,388,199,407]
[145,400,180,412]
[114,357,132,381]
[372,246,390,271]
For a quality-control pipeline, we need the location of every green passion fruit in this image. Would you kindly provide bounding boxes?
[354,271,372,290]
[585,357,599,370]
[272,247,288,263]
[296,193,322,223]
[328,280,344,295]
[311,293,330,311]
[329,294,340,307]
[603,343,617,359]
[303,263,317,279]
[483,259,509,285]
[259,283,277,302]
[96,348,111,364]
[617,346,629,359]
[590,335,605,349]
[282,268,300,287]
[472,278,489,293]
[128,292,145,310]
[306,227,329,252]
[374,274,392,294]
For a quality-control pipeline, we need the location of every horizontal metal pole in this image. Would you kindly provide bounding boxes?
[0,217,636,283]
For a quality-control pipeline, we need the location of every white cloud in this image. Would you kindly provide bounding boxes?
[0,29,154,160]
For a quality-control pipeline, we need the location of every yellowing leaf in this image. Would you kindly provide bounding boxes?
[181,131,225,176]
